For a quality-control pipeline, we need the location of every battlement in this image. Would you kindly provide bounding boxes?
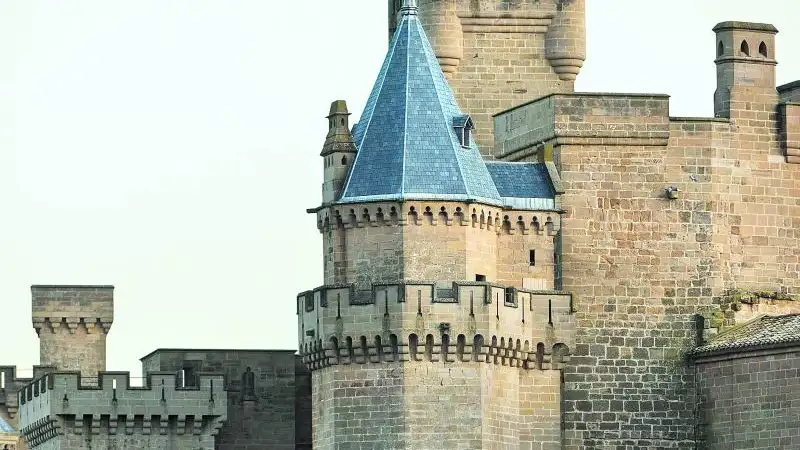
[313,201,560,234]
[31,285,114,334]
[18,371,227,448]
[0,366,33,431]
[296,282,575,371]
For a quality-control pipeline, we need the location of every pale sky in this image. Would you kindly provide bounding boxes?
[1,1,798,378]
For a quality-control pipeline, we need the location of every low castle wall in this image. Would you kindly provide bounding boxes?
[18,372,227,450]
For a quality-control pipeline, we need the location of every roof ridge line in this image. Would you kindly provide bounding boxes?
[401,15,410,197]
[415,16,471,198]
[341,23,404,198]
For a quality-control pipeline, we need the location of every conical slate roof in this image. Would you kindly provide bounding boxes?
[340,3,503,205]
[0,416,14,433]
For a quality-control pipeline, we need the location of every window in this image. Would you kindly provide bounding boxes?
[759,41,768,58]
[529,249,536,266]
[475,274,486,282]
[740,40,750,57]
[453,115,474,148]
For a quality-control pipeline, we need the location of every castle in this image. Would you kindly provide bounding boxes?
[2,0,800,449]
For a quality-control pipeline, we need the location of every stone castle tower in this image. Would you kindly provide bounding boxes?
[388,0,586,155]
[13,286,228,449]
[298,1,576,448]
[300,1,800,449]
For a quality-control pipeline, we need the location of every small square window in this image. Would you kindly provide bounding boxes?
[475,274,486,282]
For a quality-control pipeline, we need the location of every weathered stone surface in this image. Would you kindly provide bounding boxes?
[141,349,311,450]
[693,347,800,449]
[18,372,226,450]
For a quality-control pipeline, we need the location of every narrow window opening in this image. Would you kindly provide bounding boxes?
[341,155,347,165]
[456,334,466,360]
[759,41,768,58]
[740,40,750,57]
[717,41,724,57]
[389,334,399,361]
[409,334,419,360]
[112,379,117,390]
[529,249,536,266]
[184,366,197,387]
[453,115,474,148]
[536,342,545,370]
[425,334,434,361]
[475,274,486,282]
[472,335,484,362]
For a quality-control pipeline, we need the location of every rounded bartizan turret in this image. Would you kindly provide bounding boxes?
[544,0,587,82]
[320,100,356,205]
[416,0,463,78]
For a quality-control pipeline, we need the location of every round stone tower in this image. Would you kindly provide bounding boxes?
[299,2,575,448]
[544,0,587,82]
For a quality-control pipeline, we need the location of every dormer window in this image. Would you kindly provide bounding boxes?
[453,115,474,148]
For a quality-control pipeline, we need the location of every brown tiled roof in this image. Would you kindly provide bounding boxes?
[690,314,800,356]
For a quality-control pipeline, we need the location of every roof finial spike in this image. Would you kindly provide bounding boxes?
[399,0,418,16]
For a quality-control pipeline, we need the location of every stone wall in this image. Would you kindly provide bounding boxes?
[298,278,574,449]
[389,0,585,156]
[316,201,557,288]
[140,349,310,450]
[494,84,800,447]
[18,372,226,450]
[308,353,564,449]
[693,347,800,449]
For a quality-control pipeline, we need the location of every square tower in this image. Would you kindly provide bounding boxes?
[31,285,114,384]
[713,21,778,118]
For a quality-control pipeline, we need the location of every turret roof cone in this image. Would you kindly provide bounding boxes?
[339,0,503,205]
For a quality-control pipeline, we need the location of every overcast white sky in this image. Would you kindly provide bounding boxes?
[1,1,798,378]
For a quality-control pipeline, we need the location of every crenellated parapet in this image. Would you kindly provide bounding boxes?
[296,282,575,372]
[313,202,560,235]
[0,367,34,422]
[18,371,227,449]
[31,285,114,336]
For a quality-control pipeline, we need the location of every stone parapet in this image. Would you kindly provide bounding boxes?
[494,93,672,161]
[0,367,34,422]
[297,282,574,372]
[18,372,227,449]
[31,285,114,335]
[314,202,560,232]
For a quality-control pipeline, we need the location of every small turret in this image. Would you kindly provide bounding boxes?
[320,100,356,204]
[31,285,114,386]
[417,0,463,78]
[713,21,778,118]
[545,0,587,82]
